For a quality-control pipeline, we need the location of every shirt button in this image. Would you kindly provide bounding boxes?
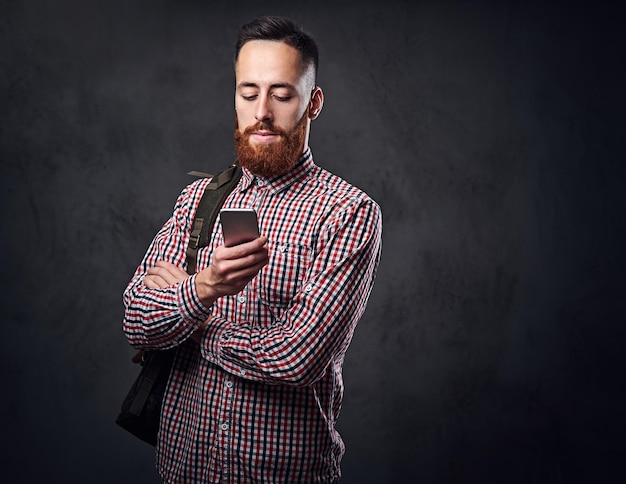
[225,380,233,388]
[237,295,246,303]
[304,284,313,293]
[256,179,265,187]
[279,245,287,253]
[240,369,246,376]
[221,423,229,431]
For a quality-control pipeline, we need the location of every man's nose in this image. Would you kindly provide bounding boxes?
[255,95,272,122]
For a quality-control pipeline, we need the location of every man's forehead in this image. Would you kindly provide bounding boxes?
[235,40,307,84]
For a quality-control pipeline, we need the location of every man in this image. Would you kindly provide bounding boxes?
[123,15,382,483]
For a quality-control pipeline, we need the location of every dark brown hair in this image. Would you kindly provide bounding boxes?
[235,16,319,80]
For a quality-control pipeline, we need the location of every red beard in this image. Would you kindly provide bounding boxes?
[234,109,308,178]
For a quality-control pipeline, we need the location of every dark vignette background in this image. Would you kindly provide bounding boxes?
[1,0,624,482]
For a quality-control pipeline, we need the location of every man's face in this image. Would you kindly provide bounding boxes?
[234,40,318,177]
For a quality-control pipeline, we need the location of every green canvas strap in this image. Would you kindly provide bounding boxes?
[185,163,243,275]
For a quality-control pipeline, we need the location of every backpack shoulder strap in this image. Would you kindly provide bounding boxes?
[185,163,243,275]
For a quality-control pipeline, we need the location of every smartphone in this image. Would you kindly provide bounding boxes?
[220,208,260,247]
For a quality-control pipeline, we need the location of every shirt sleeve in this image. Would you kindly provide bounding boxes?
[199,195,383,386]
[122,179,213,350]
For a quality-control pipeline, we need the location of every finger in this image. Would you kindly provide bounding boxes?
[147,265,187,286]
[221,259,269,287]
[216,243,269,267]
[143,275,169,289]
[155,260,189,279]
[212,253,268,280]
[220,236,269,260]
[146,267,180,287]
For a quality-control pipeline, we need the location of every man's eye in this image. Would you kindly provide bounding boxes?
[273,95,292,102]
[242,94,257,101]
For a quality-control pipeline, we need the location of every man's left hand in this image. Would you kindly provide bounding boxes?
[144,260,189,289]
[143,260,207,344]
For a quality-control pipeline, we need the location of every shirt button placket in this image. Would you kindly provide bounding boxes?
[237,289,248,321]
[221,377,234,482]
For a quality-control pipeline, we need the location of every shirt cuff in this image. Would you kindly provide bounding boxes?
[176,274,213,327]
[199,313,249,377]
[199,313,229,363]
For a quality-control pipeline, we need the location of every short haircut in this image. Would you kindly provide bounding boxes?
[235,16,319,82]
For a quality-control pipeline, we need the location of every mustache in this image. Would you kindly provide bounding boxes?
[242,121,288,137]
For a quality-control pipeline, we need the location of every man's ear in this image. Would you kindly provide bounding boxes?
[308,87,324,120]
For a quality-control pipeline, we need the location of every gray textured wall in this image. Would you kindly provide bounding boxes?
[1,0,624,482]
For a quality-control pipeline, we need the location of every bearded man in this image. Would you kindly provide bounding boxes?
[123,15,382,483]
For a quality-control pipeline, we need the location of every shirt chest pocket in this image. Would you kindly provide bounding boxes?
[258,243,312,310]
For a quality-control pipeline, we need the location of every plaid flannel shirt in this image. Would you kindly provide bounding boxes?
[123,149,382,483]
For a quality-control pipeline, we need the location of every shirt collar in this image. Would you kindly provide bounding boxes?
[239,147,314,194]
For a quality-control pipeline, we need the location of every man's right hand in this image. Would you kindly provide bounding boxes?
[195,236,269,307]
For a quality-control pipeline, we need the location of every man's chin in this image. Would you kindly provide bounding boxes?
[248,140,279,150]
[249,134,282,146]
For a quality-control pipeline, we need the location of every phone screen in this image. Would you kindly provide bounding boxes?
[220,209,260,247]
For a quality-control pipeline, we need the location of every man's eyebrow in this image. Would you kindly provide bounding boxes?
[237,82,296,90]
